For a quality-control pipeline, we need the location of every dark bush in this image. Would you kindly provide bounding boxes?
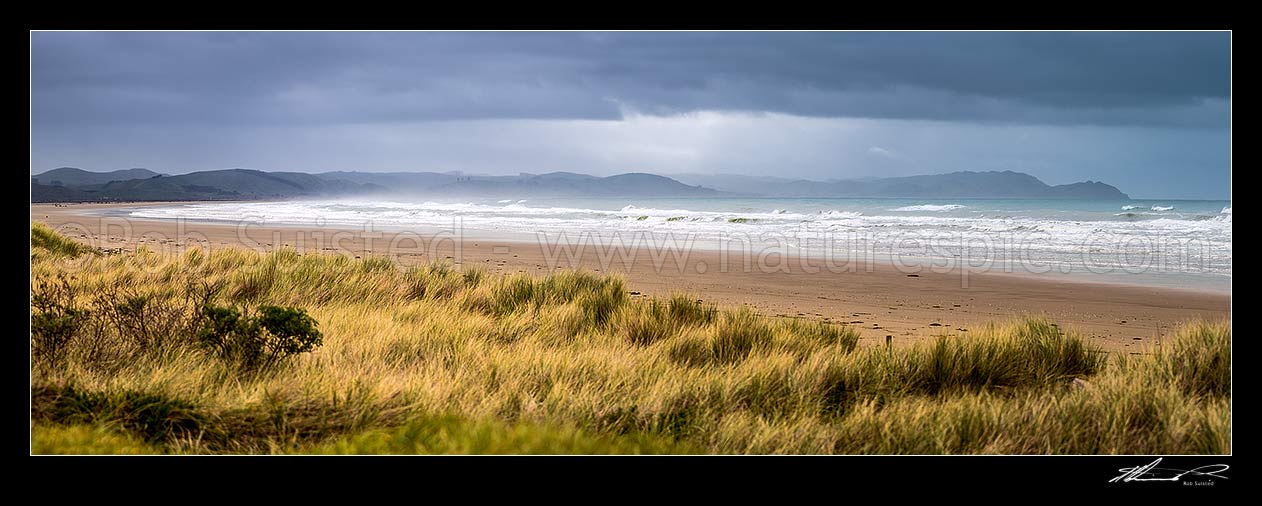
[30,275,87,368]
[196,304,323,372]
[255,306,324,356]
[92,287,187,353]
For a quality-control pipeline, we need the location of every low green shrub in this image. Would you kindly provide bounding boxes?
[30,275,87,368]
[195,304,323,372]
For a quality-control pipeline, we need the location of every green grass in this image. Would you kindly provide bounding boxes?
[1138,320,1231,398]
[32,424,162,455]
[837,319,1104,401]
[31,385,205,444]
[623,294,719,346]
[831,388,1230,454]
[305,414,693,454]
[31,222,93,259]
[28,223,1231,454]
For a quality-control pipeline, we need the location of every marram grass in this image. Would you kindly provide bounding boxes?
[31,222,94,260]
[29,223,1230,454]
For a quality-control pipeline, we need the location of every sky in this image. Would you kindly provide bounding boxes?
[29,31,1231,199]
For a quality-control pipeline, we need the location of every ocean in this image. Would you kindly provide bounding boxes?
[125,197,1232,292]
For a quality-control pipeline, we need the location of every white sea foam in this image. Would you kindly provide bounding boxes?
[125,198,1232,278]
[1121,205,1140,210]
[818,210,863,218]
[1151,205,1175,211]
[891,204,967,212]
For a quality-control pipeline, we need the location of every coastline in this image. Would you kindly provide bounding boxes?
[32,202,1232,352]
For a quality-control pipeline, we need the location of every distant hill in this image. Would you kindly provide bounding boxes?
[30,167,1127,202]
[318,171,461,191]
[1043,181,1132,199]
[31,183,97,203]
[30,168,720,202]
[430,172,719,197]
[316,171,717,198]
[673,170,1129,199]
[31,167,162,187]
[31,168,383,202]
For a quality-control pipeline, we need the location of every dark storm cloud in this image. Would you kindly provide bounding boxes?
[30,31,1230,127]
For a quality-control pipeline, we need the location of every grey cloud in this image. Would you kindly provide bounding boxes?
[29,114,1232,199]
[30,31,1230,127]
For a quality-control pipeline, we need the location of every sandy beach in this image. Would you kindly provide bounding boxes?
[32,202,1231,352]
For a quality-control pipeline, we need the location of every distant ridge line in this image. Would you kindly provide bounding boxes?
[31,167,1129,202]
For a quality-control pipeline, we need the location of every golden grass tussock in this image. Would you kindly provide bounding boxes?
[29,223,1230,454]
[31,222,96,260]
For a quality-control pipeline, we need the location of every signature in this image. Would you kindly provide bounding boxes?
[1110,458,1230,483]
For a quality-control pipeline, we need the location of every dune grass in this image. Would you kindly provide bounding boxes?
[31,222,94,259]
[308,414,694,455]
[28,223,1230,454]
[31,424,162,455]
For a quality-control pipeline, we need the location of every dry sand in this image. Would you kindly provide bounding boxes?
[32,202,1231,352]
